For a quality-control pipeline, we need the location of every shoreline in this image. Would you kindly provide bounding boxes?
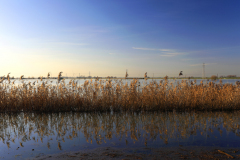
[30,146,240,160]
[4,77,240,80]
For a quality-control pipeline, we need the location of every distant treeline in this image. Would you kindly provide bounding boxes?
[219,75,237,78]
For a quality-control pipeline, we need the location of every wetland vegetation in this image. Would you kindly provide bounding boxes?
[1,73,240,159]
[0,73,240,112]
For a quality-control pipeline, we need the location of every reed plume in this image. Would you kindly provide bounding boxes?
[6,73,10,79]
[179,71,183,76]
[144,72,147,80]
[125,71,128,79]
[58,72,63,82]
[47,72,50,79]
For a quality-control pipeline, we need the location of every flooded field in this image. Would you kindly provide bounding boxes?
[0,111,240,159]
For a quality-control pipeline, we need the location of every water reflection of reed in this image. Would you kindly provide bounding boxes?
[0,111,240,149]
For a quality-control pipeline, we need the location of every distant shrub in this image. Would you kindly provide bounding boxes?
[211,75,218,81]
[164,75,168,81]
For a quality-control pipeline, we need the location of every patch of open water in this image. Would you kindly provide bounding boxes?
[0,111,240,159]
[5,78,240,87]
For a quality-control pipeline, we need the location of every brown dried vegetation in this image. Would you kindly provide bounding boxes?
[0,75,240,112]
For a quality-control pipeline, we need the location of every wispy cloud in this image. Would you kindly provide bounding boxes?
[132,47,185,57]
[132,47,156,51]
[181,57,215,61]
[53,42,89,46]
[132,47,172,52]
[60,26,109,33]
[161,52,182,56]
[159,49,173,52]
[181,58,193,61]
[190,63,217,66]
[159,54,175,57]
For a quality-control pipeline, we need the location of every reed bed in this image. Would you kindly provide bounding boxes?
[0,76,240,112]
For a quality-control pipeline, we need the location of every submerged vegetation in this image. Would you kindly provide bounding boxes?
[0,73,240,112]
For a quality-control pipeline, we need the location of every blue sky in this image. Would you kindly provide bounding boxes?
[0,0,239,78]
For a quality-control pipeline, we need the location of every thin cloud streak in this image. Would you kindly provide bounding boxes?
[165,52,182,56]
[132,47,156,50]
[190,63,217,66]
[160,54,175,57]
[52,42,89,46]
[132,47,172,52]
[132,47,185,57]
[60,26,109,33]
[181,58,193,61]
[181,57,216,61]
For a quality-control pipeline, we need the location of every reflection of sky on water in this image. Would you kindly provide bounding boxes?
[0,111,240,159]
[2,78,240,94]
[4,78,240,86]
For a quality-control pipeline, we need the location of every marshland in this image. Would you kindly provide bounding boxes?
[2,0,240,159]
[0,73,240,112]
[1,73,240,159]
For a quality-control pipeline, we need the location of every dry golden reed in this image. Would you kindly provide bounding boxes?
[0,75,240,112]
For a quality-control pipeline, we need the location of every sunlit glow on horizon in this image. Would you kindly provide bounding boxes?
[0,0,239,78]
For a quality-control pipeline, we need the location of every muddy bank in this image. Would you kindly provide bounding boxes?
[30,146,240,160]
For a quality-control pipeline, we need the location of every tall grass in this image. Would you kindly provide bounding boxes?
[0,75,240,112]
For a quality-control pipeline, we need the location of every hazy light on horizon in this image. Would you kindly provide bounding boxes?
[0,0,239,78]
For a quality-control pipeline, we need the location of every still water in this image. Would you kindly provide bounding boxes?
[0,111,240,159]
[8,78,240,87]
